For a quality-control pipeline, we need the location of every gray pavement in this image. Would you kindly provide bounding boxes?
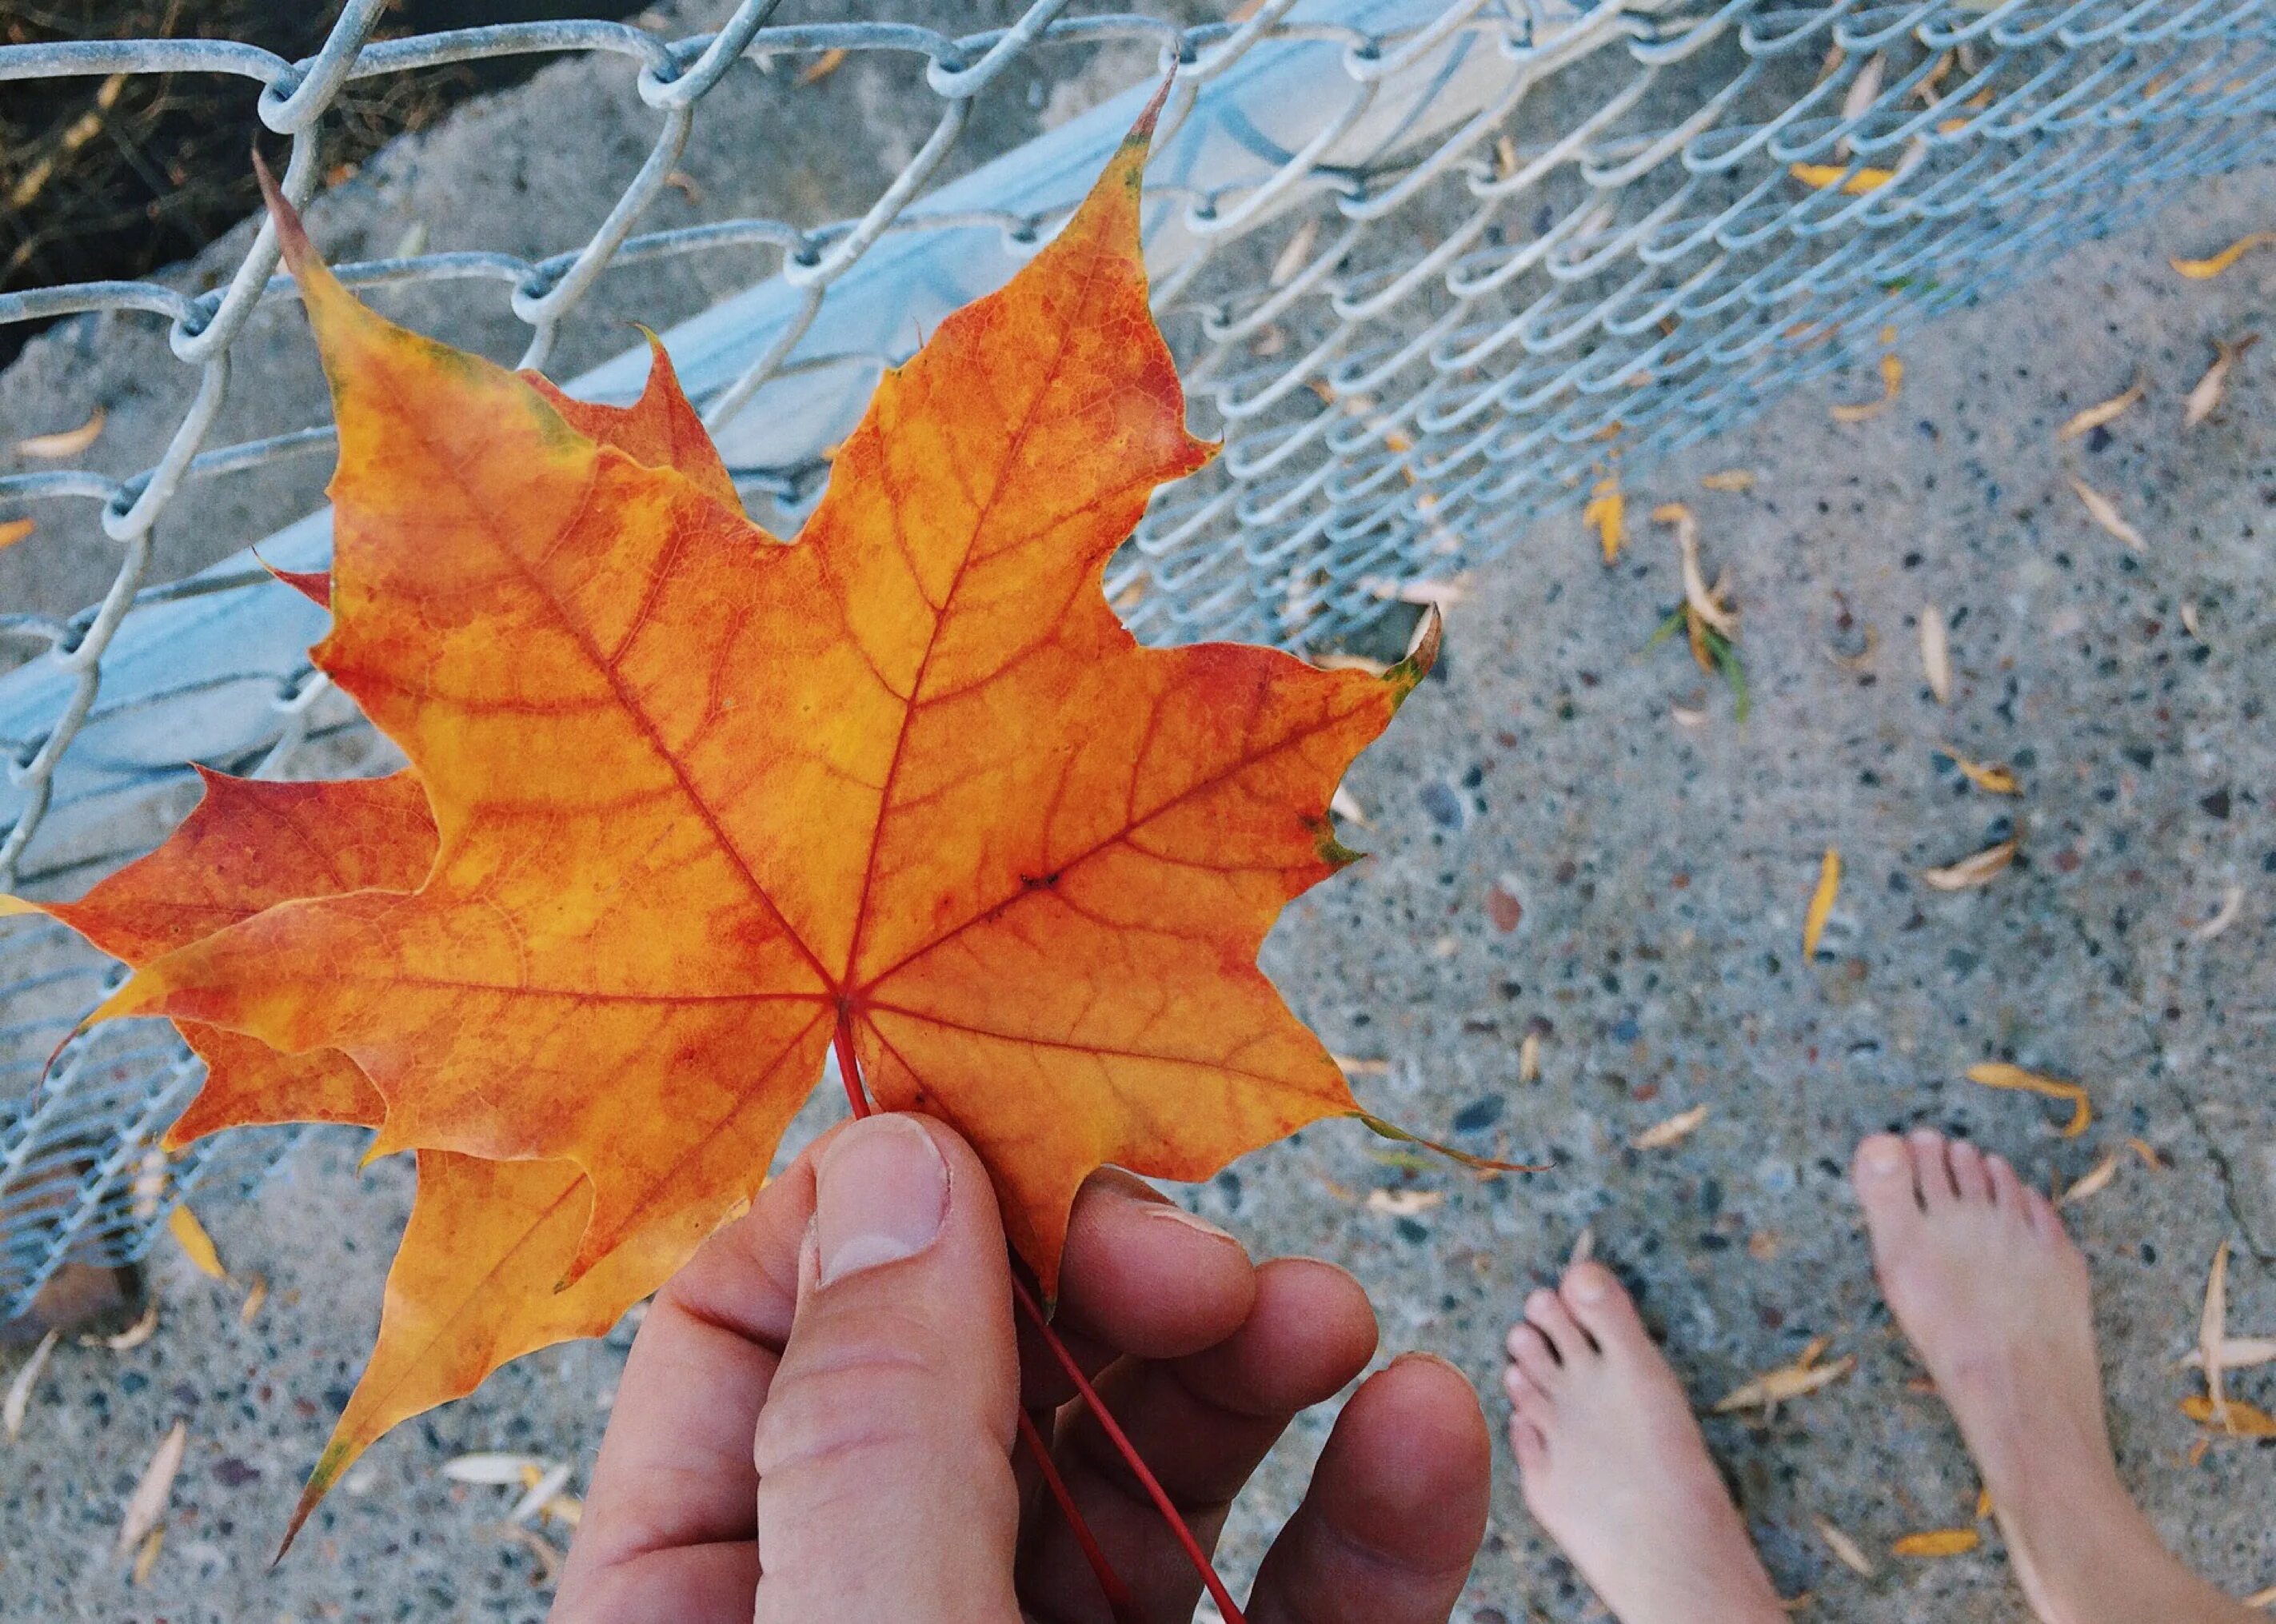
[1,3,2271,1618]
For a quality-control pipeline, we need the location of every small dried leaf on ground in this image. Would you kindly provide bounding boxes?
[1713,1339,1855,1413]
[1585,473,1625,564]
[1270,217,1320,288]
[89,1300,159,1351]
[1518,1028,1543,1083]
[2242,1582,2275,1609]
[2200,1241,2232,1425]
[2190,883,2245,941]
[115,1421,187,1560]
[1814,1514,1878,1577]
[1314,652,1390,676]
[1831,353,1903,422]
[1892,1528,1981,1558]
[2126,1136,2169,1169]
[1656,503,1736,637]
[1919,605,1951,701]
[1632,1102,1710,1150]
[1366,1188,1444,1217]
[796,46,848,85]
[1487,880,1523,932]
[1332,1054,1389,1077]
[2181,1337,2276,1373]
[509,1460,576,1525]
[1329,784,1370,827]
[2169,232,2276,278]
[1803,848,1841,960]
[444,1452,554,1486]
[2057,371,2146,441]
[2184,335,2256,428]
[239,1274,268,1324]
[2181,1395,2276,1436]
[2059,1152,2120,1205]
[2068,475,2146,553]
[1966,1062,2090,1136]
[167,1206,226,1279]
[1701,469,1756,492]
[12,407,106,460]
[1791,162,1895,194]
[1975,1486,1994,1520]
[4,1327,60,1440]
[0,517,34,550]
[1941,747,2018,794]
[1923,836,2018,892]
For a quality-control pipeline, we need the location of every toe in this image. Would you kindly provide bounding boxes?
[1559,1261,1646,1357]
[1502,1360,1551,1415]
[1911,1128,1959,1207]
[1507,1320,1563,1388]
[1853,1133,1924,1239]
[1525,1286,1592,1361]
[1507,1412,1548,1475]
[1985,1151,2026,1215]
[1947,1138,1993,1206]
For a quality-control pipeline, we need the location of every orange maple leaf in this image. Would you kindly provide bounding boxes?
[7,771,681,1542]
[94,106,1427,1323]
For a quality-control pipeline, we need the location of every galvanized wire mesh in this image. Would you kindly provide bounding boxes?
[3,0,2273,1320]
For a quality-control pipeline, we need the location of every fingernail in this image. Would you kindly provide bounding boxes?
[816,1115,950,1287]
[1143,1203,1240,1245]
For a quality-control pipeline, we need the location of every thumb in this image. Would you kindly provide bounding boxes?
[753,1113,1022,1624]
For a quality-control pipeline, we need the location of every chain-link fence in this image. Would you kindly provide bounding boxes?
[3,0,2272,1323]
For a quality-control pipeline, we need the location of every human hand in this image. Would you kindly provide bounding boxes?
[553,1112,1489,1622]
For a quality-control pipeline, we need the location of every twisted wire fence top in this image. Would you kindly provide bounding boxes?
[2,0,2272,1318]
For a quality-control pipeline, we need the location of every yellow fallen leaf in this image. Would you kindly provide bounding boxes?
[167,1205,226,1279]
[1919,605,1951,702]
[796,46,848,85]
[4,1327,60,1440]
[1975,1485,1994,1520]
[2068,475,2146,553]
[1803,848,1841,960]
[1791,162,1895,195]
[1923,836,2017,892]
[0,517,34,551]
[2058,1151,2119,1205]
[130,1525,163,1586]
[2170,232,2276,278]
[239,1273,268,1324]
[2242,1582,2274,1608]
[1365,1187,1444,1217]
[2181,1394,2276,1436]
[1270,217,1320,289]
[12,406,106,460]
[1585,474,1625,564]
[1814,1514,1878,1577]
[2126,1135,2169,1169]
[2057,370,2146,441]
[500,1522,565,1583]
[1701,469,1756,493]
[1941,747,2018,794]
[1892,1527,1981,1558]
[1713,1343,1855,1413]
[2185,334,2257,429]
[1632,1102,1710,1151]
[1831,353,1903,423]
[115,1421,187,1561]
[1966,1062,2090,1137]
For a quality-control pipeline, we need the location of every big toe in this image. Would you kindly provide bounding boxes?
[1853,1132,1923,1243]
[1559,1261,1649,1357]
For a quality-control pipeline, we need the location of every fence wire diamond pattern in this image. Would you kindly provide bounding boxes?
[2,0,2271,1319]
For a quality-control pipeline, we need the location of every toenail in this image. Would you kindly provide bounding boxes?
[1863,1140,1907,1173]
[1569,1268,1608,1303]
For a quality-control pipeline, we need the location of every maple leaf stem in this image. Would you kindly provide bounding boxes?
[834,1024,1146,1618]
[1010,1272,1249,1624]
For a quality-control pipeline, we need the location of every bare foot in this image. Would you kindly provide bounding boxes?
[1502,1261,1786,1624]
[1853,1130,2258,1624]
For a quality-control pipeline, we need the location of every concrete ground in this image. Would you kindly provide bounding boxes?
[2,3,2271,1619]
